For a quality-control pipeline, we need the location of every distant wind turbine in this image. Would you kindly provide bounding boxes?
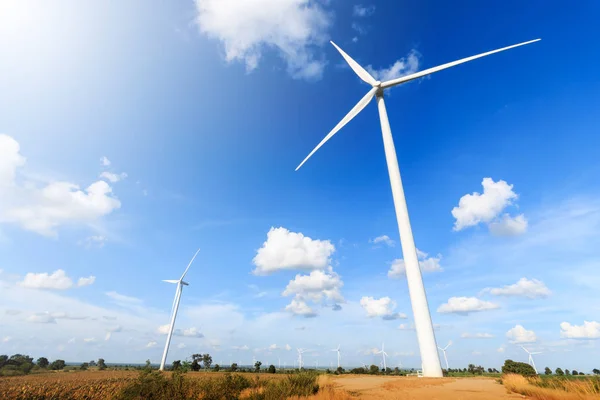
[437,340,452,370]
[520,345,542,374]
[297,348,306,369]
[331,344,341,368]
[295,38,541,377]
[376,343,388,371]
[159,248,200,371]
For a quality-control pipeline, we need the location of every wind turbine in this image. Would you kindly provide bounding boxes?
[437,340,452,370]
[297,348,306,369]
[331,344,341,368]
[520,345,541,374]
[376,343,388,371]
[295,38,540,378]
[159,248,200,371]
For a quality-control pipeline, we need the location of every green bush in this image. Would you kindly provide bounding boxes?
[502,359,537,376]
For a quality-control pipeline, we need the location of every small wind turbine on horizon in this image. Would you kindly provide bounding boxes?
[297,348,306,369]
[159,248,200,371]
[520,345,542,374]
[331,344,341,368]
[376,343,388,371]
[295,37,540,378]
[437,340,452,370]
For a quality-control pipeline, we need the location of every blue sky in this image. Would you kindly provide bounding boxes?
[1,0,600,371]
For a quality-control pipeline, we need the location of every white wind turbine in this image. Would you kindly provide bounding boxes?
[331,344,341,368]
[159,248,200,371]
[437,340,452,370]
[297,348,306,369]
[520,345,542,374]
[295,38,540,378]
[376,343,388,371]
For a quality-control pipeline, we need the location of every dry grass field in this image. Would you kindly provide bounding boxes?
[2,370,599,399]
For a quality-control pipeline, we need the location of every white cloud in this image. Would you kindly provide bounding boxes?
[232,345,250,351]
[489,214,528,236]
[253,227,335,275]
[352,4,375,17]
[146,341,158,348]
[269,344,278,350]
[105,291,143,304]
[177,343,186,349]
[0,134,121,237]
[2,336,11,343]
[560,321,600,339]
[437,297,499,315]
[472,351,482,356]
[157,324,204,338]
[452,177,521,232]
[26,312,56,324]
[83,338,96,344]
[100,156,111,167]
[461,332,494,339]
[282,269,343,303]
[285,344,292,351]
[388,249,442,278]
[19,270,95,290]
[497,346,505,353]
[284,299,316,317]
[79,235,107,249]
[100,171,127,183]
[195,0,331,80]
[366,50,420,82]
[360,296,406,320]
[398,323,414,331]
[484,278,551,299]
[369,235,395,247]
[506,324,537,343]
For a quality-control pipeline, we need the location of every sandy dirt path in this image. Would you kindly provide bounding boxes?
[330,375,524,399]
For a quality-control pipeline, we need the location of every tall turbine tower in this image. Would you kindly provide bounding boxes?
[437,341,452,370]
[297,348,306,369]
[376,342,388,371]
[159,248,200,371]
[520,345,541,374]
[295,38,540,377]
[331,344,341,368]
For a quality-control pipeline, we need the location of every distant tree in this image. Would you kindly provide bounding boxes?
[144,359,152,370]
[202,354,213,370]
[214,364,220,372]
[565,369,570,375]
[0,355,8,368]
[172,360,182,371]
[488,368,493,373]
[369,365,379,374]
[572,370,578,376]
[80,362,89,370]
[191,354,202,371]
[98,358,106,371]
[36,357,49,369]
[268,364,276,374]
[337,366,345,374]
[89,360,97,367]
[593,368,600,375]
[555,368,564,376]
[394,367,400,374]
[181,360,191,372]
[502,360,536,376]
[49,360,66,370]
[230,363,238,372]
[579,372,585,375]
[254,361,262,372]
[544,367,552,375]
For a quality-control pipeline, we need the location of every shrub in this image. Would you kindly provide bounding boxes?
[502,359,537,376]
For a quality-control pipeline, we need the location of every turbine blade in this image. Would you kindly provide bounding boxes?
[330,41,377,86]
[170,284,181,316]
[163,280,179,284]
[180,248,200,281]
[381,39,541,89]
[295,87,377,171]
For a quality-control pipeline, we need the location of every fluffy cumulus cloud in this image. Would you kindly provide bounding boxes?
[157,324,204,338]
[195,0,331,80]
[284,299,316,317]
[369,235,395,247]
[360,296,406,320]
[388,249,442,278]
[483,278,551,299]
[452,178,526,234]
[506,324,537,343]
[100,156,111,167]
[559,321,600,339]
[282,269,343,303]
[99,171,128,183]
[19,270,95,290]
[461,332,494,339]
[437,297,499,315]
[26,312,57,324]
[253,227,335,275]
[0,134,121,237]
[352,4,375,17]
[366,50,420,82]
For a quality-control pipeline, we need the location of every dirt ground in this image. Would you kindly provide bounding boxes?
[328,375,524,399]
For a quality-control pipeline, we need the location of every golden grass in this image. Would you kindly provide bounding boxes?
[502,373,600,400]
